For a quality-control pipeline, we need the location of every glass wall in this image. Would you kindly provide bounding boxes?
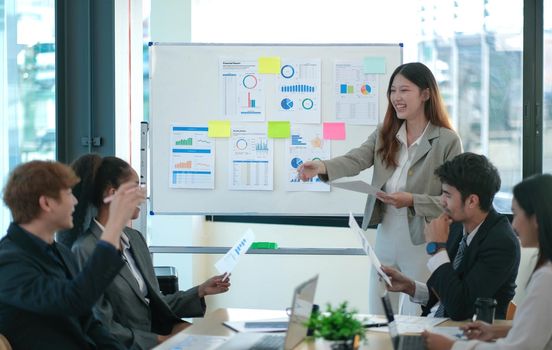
[191,0,523,210]
[0,0,56,233]
[544,0,552,172]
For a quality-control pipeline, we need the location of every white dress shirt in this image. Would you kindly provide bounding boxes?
[451,261,552,350]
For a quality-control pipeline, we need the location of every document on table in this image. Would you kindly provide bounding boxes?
[331,180,384,196]
[365,315,448,334]
[153,334,229,350]
[215,229,255,278]
[349,213,392,286]
[223,317,289,333]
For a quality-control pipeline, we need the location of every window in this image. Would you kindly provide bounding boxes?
[192,0,523,211]
[0,0,56,233]
[544,0,552,172]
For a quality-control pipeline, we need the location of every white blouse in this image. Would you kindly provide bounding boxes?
[452,261,552,350]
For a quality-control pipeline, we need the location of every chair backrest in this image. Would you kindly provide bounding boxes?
[0,334,12,350]
[506,300,517,320]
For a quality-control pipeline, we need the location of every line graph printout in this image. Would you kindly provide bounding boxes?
[221,59,265,122]
[169,125,215,189]
[229,124,274,191]
[285,124,330,192]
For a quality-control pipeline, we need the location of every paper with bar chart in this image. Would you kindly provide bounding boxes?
[270,59,321,124]
[229,124,274,191]
[335,61,379,125]
[285,124,330,192]
[169,125,215,189]
[220,59,265,122]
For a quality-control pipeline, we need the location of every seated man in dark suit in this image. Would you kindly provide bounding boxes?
[382,153,520,320]
[0,160,145,349]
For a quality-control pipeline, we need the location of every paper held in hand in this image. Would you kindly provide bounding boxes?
[331,180,385,196]
[215,229,256,279]
[349,213,392,286]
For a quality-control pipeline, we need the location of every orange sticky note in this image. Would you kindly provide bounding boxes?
[323,122,346,140]
[258,57,281,74]
[208,120,231,138]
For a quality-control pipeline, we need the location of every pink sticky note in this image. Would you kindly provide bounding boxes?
[323,122,346,140]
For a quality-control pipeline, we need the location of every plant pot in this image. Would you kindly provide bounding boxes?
[323,338,356,350]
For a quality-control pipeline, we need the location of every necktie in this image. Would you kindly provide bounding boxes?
[434,234,468,317]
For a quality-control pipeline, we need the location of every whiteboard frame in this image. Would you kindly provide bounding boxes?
[149,43,403,216]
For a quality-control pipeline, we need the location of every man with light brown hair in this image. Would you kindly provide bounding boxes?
[0,160,145,350]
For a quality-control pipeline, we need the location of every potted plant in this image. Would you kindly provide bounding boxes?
[306,301,365,350]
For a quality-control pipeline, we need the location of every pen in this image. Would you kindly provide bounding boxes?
[363,322,388,328]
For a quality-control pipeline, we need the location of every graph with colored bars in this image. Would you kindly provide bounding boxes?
[175,137,193,146]
[246,92,257,108]
[340,83,372,95]
[256,139,269,151]
[291,134,307,146]
[281,84,315,93]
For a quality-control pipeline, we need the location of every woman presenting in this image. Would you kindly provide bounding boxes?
[298,62,462,315]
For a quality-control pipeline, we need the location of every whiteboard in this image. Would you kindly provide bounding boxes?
[149,43,402,215]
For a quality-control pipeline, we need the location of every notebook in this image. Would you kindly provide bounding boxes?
[217,275,318,350]
[381,292,427,350]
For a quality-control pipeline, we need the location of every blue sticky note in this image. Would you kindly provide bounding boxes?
[363,57,386,74]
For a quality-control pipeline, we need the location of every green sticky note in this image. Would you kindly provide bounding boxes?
[208,120,231,138]
[267,121,291,138]
[363,57,386,74]
[258,57,281,74]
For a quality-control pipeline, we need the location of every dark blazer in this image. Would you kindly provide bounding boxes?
[422,209,520,320]
[0,223,125,350]
[72,221,206,350]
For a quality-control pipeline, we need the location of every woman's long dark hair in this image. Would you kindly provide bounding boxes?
[57,154,133,248]
[513,174,552,273]
[378,62,453,168]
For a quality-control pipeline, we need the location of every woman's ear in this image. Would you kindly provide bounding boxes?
[422,88,430,101]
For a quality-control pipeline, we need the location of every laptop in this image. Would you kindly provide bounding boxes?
[381,292,426,350]
[218,275,318,350]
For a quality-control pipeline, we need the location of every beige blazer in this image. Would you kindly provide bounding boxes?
[322,123,462,245]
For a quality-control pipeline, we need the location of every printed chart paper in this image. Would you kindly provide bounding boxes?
[285,124,330,192]
[335,61,379,125]
[229,125,274,191]
[349,213,392,286]
[215,229,256,276]
[221,59,265,122]
[271,59,321,124]
[169,125,214,189]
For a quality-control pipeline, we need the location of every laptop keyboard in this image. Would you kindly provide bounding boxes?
[250,335,285,350]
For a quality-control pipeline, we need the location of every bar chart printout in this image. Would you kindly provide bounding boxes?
[229,124,274,191]
[285,124,330,192]
[220,59,265,122]
[273,58,321,124]
[170,125,215,189]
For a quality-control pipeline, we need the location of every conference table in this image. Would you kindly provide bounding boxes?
[155,308,509,350]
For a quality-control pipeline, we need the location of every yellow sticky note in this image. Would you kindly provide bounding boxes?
[258,57,281,74]
[268,121,291,138]
[208,120,231,138]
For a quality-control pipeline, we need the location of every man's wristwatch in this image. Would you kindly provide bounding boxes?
[426,242,447,255]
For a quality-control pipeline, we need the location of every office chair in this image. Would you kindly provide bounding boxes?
[0,334,12,350]
[154,266,179,295]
